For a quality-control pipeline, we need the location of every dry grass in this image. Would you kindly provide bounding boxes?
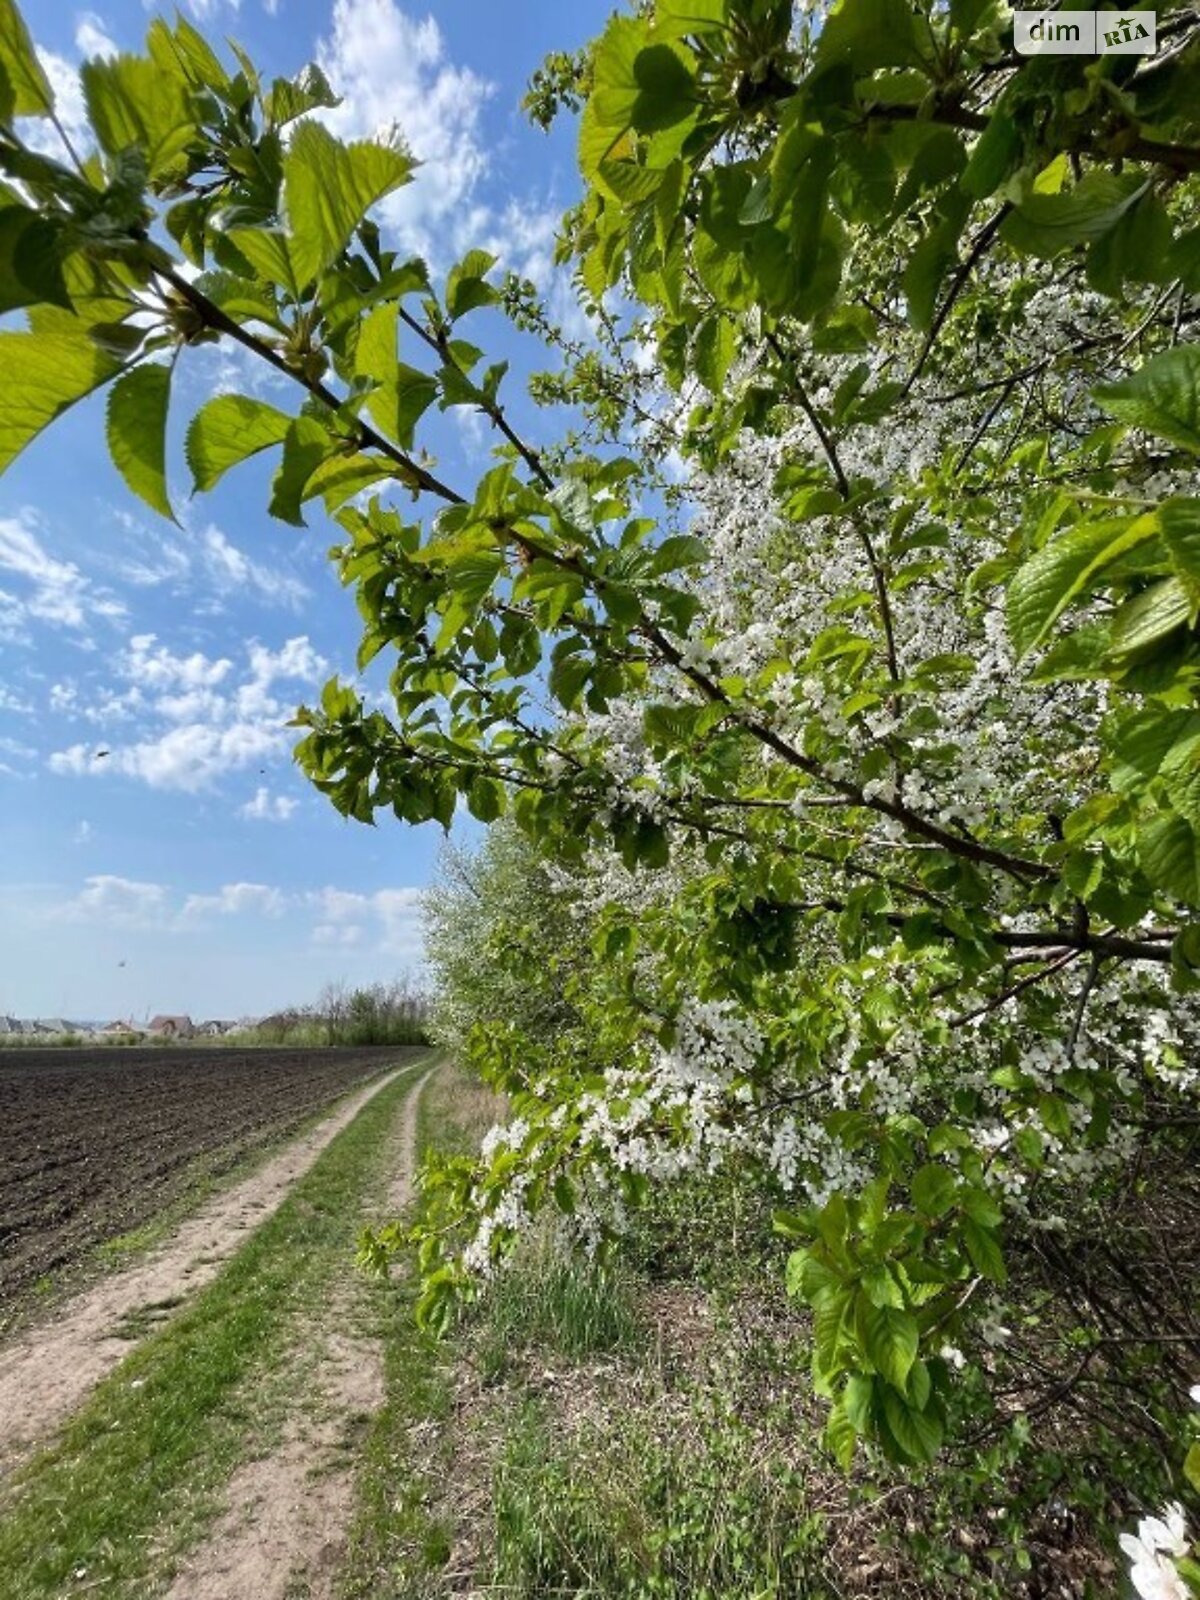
[420,1059,508,1161]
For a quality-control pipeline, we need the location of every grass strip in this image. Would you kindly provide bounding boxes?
[0,1054,431,1600]
[338,1060,500,1600]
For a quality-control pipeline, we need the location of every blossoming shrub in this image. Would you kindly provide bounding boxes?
[0,0,1198,1488]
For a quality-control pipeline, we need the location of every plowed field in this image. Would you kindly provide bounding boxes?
[0,1045,424,1314]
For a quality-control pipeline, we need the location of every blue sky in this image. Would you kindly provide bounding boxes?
[0,0,611,1021]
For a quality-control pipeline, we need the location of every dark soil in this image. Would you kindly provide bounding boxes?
[0,1045,425,1314]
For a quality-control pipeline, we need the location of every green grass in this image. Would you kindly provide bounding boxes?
[337,1059,495,1600]
[476,1233,639,1382]
[337,1272,455,1600]
[0,1054,431,1600]
[490,1398,824,1600]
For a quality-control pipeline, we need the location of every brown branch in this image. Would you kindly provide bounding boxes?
[949,949,1081,1027]
[156,264,466,506]
[902,204,1012,398]
[865,101,1200,175]
[395,303,556,491]
[765,329,902,687]
[1067,952,1104,1060]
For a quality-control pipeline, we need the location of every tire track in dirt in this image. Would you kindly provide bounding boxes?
[162,1062,438,1600]
[0,1065,416,1483]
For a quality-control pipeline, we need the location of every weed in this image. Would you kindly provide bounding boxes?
[491,1396,824,1599]
[476,1232,639,1381]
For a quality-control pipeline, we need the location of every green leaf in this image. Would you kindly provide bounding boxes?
[692,313,735,394]
[467,774,504,823]
[146,14,229,90]
[1162,733,1200,831]
[284,121,414,290]
[446,249,500,320]
[843,1372,875,1433]
[629,43,696,133]
[1108,577,1192,662]
[225,229,301,300]
[911,1164,956,1218]
[961,109,1020,201]
[1037,1093,1071,1141]
[903,200,967,331]
[106,363,173,521]
[81,54,196,180]
[590,16,695,138]
[267,62,339,128]
[959,1187,1002,1227]
[824,1399,856,1469]
[1087,190,1173,297]
[817,0,928,70]
[1139,813,1200,906]
[961,1216,1006,1282]
[651,0,727,38]
[1110,708,1200,794]
[861,1263,904,1309]
[1001,173,1147,259]
[1096,347,1200,454]
[0,322,119,474]
[1160,497,1200,601]
[881,1387,944,1462]
[0,207,70,315]
[0,0,53,116]
[1007,513,1159,657]
[185,394,292,492]
[861,1303,918,1389]
[1185,1441,1200,1494]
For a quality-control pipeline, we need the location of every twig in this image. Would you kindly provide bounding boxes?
[902,204,1012,398]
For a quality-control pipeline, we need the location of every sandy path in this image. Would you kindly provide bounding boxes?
[162,1063,438,1600]
[0,1064,415,1481]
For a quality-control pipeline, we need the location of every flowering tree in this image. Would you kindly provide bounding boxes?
[0,0,1198,1474]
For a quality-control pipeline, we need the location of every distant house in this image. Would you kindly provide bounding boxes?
[195,1019,231,1037]
[147,1014,194,1039]
[0,1016,25,1035]
[99,1019,141,1037]
[32,1018,71,1035]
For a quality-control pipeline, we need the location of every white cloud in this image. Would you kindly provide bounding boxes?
[73,820,92,844]
[51,875,423,948]
[240,785,299,822]
[0,514,126,636]
[116,520,192,588]
[75,13,118,59]
[181,0,241,18]
[123,634,233,692]
[0,684,33,715]
[61,875,172,929]
[51,720,281,791]
[477,200,562,292]
[306,884,423,954]
[109,513,307,608]
[180,882,286,923]
[198,526,309,610]
[24,49,90,161]
[316,0,492,260]
[49,633,328,792]
[313,922,362,946]
[50,679,146,725]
